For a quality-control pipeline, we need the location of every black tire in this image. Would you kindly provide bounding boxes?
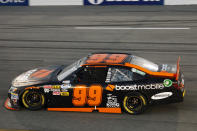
[122,92,147,115]
[22,90,45,110]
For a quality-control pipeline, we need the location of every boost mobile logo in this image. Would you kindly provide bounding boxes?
[116,84,164,90]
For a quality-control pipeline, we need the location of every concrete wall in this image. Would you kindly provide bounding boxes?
[165,0,197,5]
[30,0,83,6]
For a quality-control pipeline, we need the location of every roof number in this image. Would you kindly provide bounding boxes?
[86,54,127,64]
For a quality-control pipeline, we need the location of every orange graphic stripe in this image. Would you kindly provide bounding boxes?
[48,108,93,112]
[31,69,53,78]
[83,63,176,78]
[35,70,53,78]
[30,70,48,77]
[25,86,40,90]
[97,108,121,113]
[47,108,122,113]
[124,63,176,78]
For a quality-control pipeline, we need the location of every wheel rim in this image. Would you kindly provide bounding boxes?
[125,96,143,112]
[25,91,43,107]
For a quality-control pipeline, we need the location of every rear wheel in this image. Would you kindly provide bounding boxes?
[122,92,147,115]
[22,90,45,110]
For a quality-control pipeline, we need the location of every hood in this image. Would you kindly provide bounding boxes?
[159,64,177,73]
[12,65,62,87]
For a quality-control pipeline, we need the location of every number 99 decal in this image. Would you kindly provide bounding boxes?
[86,54,127,64]
[72,85,103,107]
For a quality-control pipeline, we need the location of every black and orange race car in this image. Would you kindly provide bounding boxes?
[5,52,185,114]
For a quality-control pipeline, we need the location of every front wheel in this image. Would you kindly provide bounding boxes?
[22,90,45,110]
[122,92,147,115]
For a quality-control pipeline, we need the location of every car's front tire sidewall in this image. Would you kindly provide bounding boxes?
[22,90,45,110]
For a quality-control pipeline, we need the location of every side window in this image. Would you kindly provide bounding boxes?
[131,68,146,80]
[111,68,133,82]
[106,67,146,83]
[75,67,108,83]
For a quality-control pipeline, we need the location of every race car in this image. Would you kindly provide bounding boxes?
[4,52,185,114]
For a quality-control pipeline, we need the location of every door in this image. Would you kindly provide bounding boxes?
[70,66,108,108]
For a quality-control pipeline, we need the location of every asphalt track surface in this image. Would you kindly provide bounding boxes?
[0,5,197,131]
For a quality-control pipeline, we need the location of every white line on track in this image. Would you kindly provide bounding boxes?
[75,27,191,30]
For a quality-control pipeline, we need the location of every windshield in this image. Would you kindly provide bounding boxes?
[57,57,86,81]
[130,55,159,72]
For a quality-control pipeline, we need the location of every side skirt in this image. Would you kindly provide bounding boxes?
[47,107,122,113]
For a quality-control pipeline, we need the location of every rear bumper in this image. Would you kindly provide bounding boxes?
[150,88,185,105]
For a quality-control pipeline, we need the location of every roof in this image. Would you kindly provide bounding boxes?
[82,52,176,78]
[84,53,131,65]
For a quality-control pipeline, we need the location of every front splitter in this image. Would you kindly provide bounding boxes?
[4,98,20,111]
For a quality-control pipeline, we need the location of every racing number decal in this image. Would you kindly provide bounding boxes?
[86,54,127,64]
[72,85,87,106]
[87,85,103,106]
[72,85,103,107]
[86,54,108,64]
[105,54,127,64]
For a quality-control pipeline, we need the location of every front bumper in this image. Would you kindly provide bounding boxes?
[4,97,20,110]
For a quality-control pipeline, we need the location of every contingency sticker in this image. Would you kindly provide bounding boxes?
[106,94,120,108]
[163,79,173,87]
[151,92,173,100]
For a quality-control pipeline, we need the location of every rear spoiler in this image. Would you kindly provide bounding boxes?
[176,56,181,81]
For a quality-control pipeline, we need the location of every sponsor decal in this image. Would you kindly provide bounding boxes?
[0,0,28,6]
[51,89,60,92]
[52,85,61,89]
[106,84,115,91]
[44,85,52,93]
[151,92,173,100]
[8,86,17,93]
[116,83,164,91]
[163,79,172,87]
[60,92,69,96]
[11,93,19,100]
[106,94,120,107]
[43,85,61,93]
[44,85,52,89]
[11,93,19,105]
[44,88,50,93]
[53,91,60,95]
[84,0,164,5]
[87,0,103,5]
[61,84,71,92]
